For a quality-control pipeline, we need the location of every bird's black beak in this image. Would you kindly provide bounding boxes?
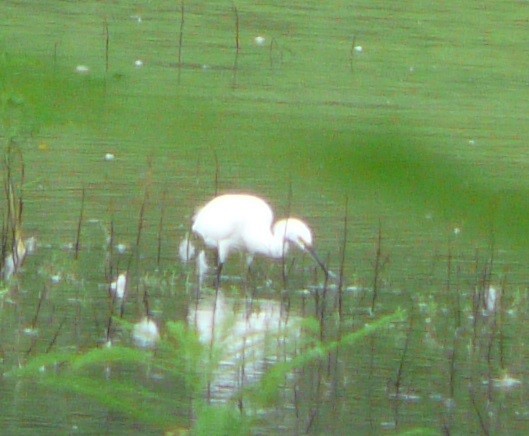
[304,244,334,280]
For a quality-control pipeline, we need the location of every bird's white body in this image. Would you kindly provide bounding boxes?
[192,194,313,265]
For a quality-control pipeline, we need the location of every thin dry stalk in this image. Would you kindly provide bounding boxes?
[349,35,356,72]
[45,318,67,353]
[269,37,276,68]
[337,195,348,332]
[231,3,240,87]
[446,238,453,293]
[31,286,47,329]
[105,218,115,282]
[280,182,293,292]
[469,386,490,436]
[156,189,167,267]
[213,151,220,196]
[392,315,414,429]
[74,186,85,260]
[177,0,185,84]
[498,276,506,370]
[2,143,26,278]
[104,18,110,73]
[135,191,148,249]
[448,333,458,399]
[371,219,387,314]
[105,310,114,342]
[318,254,331,342]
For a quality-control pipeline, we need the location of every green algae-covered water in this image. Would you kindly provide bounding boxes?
[1,1,529,434]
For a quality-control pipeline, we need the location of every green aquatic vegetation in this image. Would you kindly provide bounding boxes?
[248,309,406,406]
[397,428,439,436]
[192,404,250,436]
[6,311,405,433]
[1,0,529,433]
[7,322,203,431]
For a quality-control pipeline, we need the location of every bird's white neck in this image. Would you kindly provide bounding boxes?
[267,228,291,259]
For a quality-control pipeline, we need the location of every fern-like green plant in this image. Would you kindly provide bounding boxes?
[247,309,406,407]
[6,310,406,434]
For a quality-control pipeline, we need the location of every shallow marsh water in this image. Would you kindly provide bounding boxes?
[1,0,529,434]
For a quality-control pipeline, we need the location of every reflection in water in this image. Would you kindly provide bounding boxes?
[132,317,160,349]
[188,292,301,402]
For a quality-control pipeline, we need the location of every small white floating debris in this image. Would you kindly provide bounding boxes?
[62,242,75,251]
[443,397,456,411]
[453,227,461,235]
[130,15,142,24]
[115,243,128,254]
[345,285,364,294]
[110,273,127,300]
[50,273,62,284]
[134,59,144,68]
[132,317,160,349]
[23,327,39,337]
[104,153,115,161]
[429,393,444,402]
[493,375,522,389]
[3,254,16,281]
[514,410,529,419]
[254,36,266,46]
[484,286,498,315]
[483,374,522,390]
[353,45,363,53]
[380,421,396,430]
[178,234,196,264]
[67,297,82,304]
[110,273,127,299]
[387,392,421,402]
[24,237,37,255]
[468,139,476,146]
[75,65,90,75]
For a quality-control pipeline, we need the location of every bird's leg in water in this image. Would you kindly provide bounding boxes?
[207,260,224,404]
[215,262,224,292]
[245,263,257,313]
[210,261,224,349]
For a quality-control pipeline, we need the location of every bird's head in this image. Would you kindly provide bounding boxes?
[272,217,332,279]
[272,218,313,253]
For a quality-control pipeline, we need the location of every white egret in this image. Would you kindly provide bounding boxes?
[191,193,330,287]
